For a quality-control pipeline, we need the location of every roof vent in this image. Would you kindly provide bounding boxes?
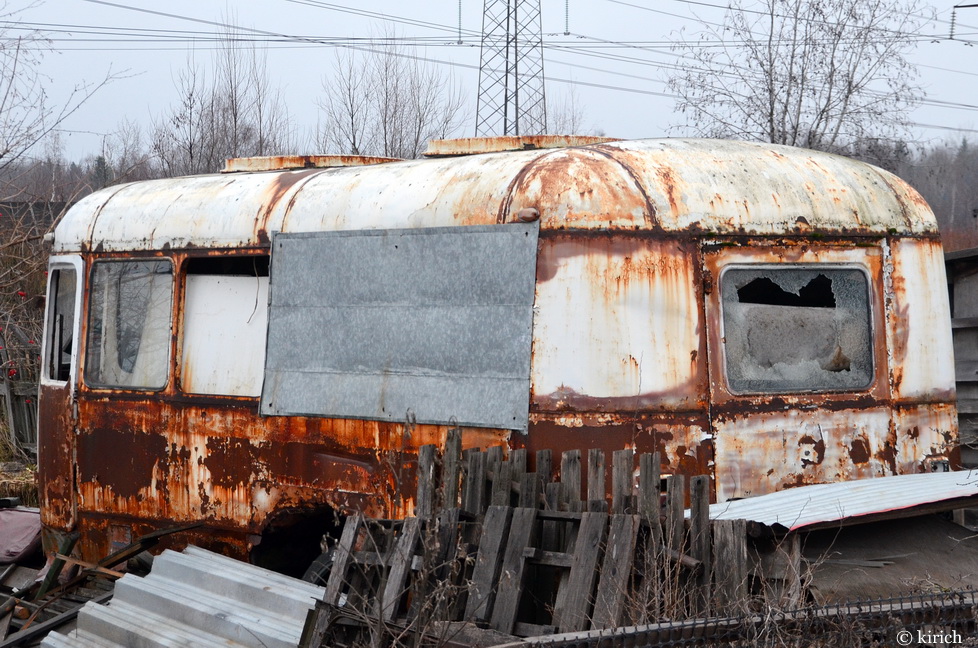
[222,155,400,173]
[424,135,619,158]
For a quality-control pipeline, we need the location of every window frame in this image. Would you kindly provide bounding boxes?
[717,262,877,396]
[83,257,175,392]
[40,255,84,388]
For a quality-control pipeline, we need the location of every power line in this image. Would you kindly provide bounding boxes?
[63,0,978,123]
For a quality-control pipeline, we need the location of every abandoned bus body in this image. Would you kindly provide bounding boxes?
[37,137,957,571]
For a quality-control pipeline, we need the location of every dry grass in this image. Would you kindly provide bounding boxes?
[0,425,38,506]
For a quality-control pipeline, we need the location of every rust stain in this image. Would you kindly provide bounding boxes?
[656,166,680,217]
[798,435,826,467]
[254,169,320,244]
[849,436,871,464]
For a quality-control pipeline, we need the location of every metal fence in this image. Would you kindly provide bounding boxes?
[495,590,978,648]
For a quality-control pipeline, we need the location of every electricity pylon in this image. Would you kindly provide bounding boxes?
[475,0,547,136]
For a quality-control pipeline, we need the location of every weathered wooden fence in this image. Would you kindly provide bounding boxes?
[301,431,801,647]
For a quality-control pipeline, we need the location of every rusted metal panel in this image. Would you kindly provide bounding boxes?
[53,139,940,255]
[262,224,538,430]
[66,377,509,559]
[222,154,399,173]
[713,407,893,501]
[525,413,714,495]
[37,382,75,531]
[892,402,957,472]
[424,135,618,157]
[886,238,956,401]
[531,234,707,411]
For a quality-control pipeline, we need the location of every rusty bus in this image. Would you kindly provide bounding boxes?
[36,136,958,575]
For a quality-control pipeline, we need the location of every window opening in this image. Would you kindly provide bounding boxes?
[720,267,873,393]
[45,267,77,382]
[85,259,173,389]
[180,255,269,396]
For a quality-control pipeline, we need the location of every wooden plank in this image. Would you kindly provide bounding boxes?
[299,600,339,648]
[749,534,802,607]
[554,511,608,633]
[434,507,462,581]
[511,448,527,477]
[664,474,685,552]
[465,506,513,623]
[612,448,634,514]
[53,554,124,579]
[560,450,582,512]
[492,461,514,507]
[523,547,574,568]
[487,446,504,481]
[443,427,463,509]
[513,622,557,637]
[586,449,605,509]
[639,452,662,546]
[591,513,640,630]
[324,514,364,606]
[36,533,78,599]
[490,508,539,634]
[713,519,748,613]
[690,475,712,614]
[417,444,437,518]
[383,517,422,622]
[535,449,553,486]
[519,472,541,509]
[463,450,487,516]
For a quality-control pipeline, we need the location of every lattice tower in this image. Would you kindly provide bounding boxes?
[475,0,547,136]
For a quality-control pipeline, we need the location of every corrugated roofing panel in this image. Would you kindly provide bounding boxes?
[701,470,978,531]
[41,545,324,648]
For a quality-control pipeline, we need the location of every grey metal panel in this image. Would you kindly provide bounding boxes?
[261,223,539,430]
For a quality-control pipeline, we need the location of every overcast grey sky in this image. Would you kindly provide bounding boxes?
[16,0,978,160]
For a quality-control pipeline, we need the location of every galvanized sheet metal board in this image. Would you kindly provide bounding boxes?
[261,223,539,430]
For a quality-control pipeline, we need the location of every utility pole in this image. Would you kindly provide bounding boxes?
[475,0,547,136]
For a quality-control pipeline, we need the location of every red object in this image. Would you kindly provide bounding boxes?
[16,291,26,298]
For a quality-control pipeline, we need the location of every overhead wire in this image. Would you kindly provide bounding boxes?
[58,0,978,133]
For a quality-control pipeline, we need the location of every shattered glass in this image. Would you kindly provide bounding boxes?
[721,266,873,393]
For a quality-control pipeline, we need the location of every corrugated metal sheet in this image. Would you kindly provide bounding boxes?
[52,139,938,254]
[261,223,539,430]
[41,545,324,648]
[700,470,978,531]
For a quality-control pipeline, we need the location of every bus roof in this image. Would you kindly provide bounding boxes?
[53,138,936,253]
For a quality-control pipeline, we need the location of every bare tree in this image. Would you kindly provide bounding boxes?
[547,85,588,135]
[152,24,296,176]
[318,40,467,159]
[668,0,931,152]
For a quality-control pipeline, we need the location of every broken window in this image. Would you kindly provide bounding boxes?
[44,265,77,382]
[85,259,173,390]
[180,256,269,396]
[720,266,873,393]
